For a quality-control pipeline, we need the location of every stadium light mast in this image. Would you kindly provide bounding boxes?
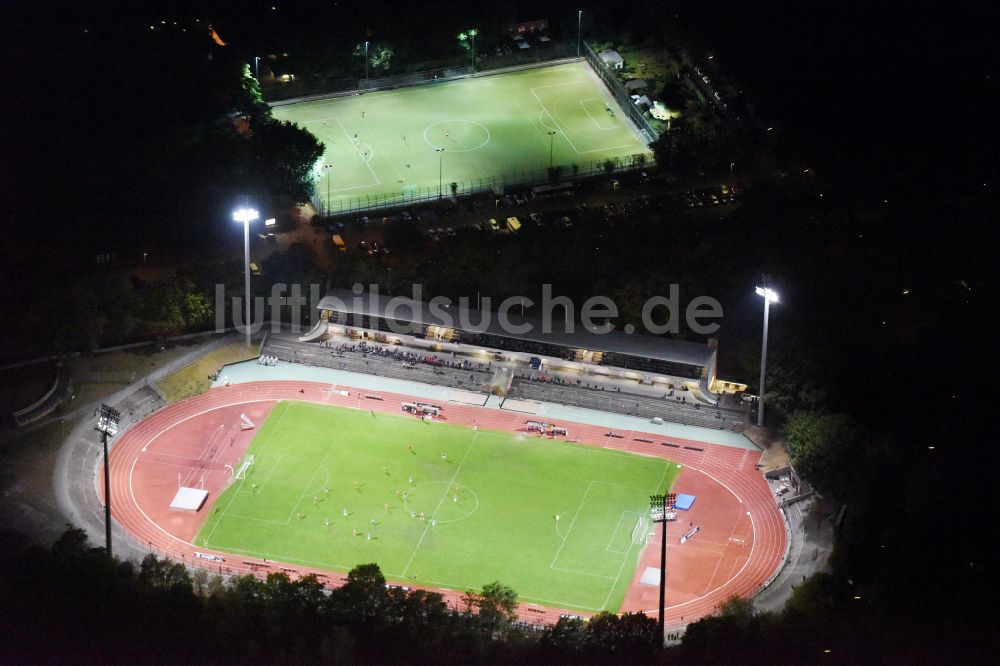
[548,130,558,168]
[577,10,583,57]
[253,55,260,80]
[365,41,369,82]
[436,148,445,198]
[233,204,259,346]
[650,493,670,646]
[469,28,478,71]
[97,404,121,559]
[324,163,333,214]
[755,281,779,427]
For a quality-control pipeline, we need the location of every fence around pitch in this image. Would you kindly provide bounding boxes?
[318,152,653,216]
[263,43,578,104]
[580,41,659,145]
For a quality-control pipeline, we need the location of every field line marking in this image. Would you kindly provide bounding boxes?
[606,510,643,553]
[335,117,381,187]
[600,536,636,611]
[700,505,746,594]
[201,451,283,545]
[579,98,618,131]
[507,81,555,151]
[606,511,628,551]
[640,464,759,615]
[285,461,326,524]
[530,87,584,155]
[201,406,290,546]
[549,479,595,567]
[529,81,584,92]
[400,432,479,578]
[550,565,618,581]
[575,143,635,155]
[360,115,403,180]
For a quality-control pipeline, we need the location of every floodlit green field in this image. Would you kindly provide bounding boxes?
[196,401,677,612]
[272,61,650,212]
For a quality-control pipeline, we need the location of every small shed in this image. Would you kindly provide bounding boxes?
[624,78,648,93]
[633,94,652,109]
[598,49,624,70]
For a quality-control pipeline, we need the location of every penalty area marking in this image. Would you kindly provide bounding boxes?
[579,97,619,131]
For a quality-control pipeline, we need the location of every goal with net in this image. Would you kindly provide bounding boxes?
[631,516,650,545]
[235,454,255,480]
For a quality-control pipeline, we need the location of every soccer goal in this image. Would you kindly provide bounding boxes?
[235,454,255,480]
[240,414,255,430]
[631,516,650,545]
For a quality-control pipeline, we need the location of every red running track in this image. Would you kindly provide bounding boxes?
[104,381,785,627]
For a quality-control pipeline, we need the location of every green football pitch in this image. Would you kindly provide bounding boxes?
[271,61,651,212]
[196,401,678,612]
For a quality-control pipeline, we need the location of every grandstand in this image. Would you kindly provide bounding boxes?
[259,290,749,431]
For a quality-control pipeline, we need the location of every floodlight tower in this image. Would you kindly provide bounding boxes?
[436,148,445,198]
[365,41,369,81]
[650,493,669,645]
[755,281,779,427]
[253,55,260,80]
[548,130,558,168]
[233,204,259,346]
[469,28,478,71]
[97,404,121,558]
[324,163,333,214]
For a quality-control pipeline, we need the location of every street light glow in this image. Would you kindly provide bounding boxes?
[233,207,259,224]
[755,286,779,303]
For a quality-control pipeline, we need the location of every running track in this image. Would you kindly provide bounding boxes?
[105,381,785,627]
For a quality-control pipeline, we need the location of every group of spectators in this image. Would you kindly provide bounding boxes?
[329,341,494,375]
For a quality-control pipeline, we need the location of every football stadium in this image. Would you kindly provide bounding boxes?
[100,289,786,627]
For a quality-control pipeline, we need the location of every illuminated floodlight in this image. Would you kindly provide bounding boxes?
[755,286,779,303]
[265,218,276,227]
[233,207,259,224]
[233,203,259,346]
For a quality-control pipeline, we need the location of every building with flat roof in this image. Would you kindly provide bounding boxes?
[310,289,743,394]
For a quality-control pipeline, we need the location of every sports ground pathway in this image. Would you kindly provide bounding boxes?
[105,380,785,628]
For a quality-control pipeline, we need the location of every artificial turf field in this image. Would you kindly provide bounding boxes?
[271,61,651,212]
[196,401,678,612]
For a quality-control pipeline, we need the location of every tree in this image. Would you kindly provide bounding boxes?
[466,580,518,634]
[233,63,269,122]
[252,118,325,201]
[370,45,393,72]
[334,563,389,623]
[784,410,863,499]
[585,611,658,653]
[541,616,587,653]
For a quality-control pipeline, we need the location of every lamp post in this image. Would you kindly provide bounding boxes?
[548,130,557,169]
[577,10,583,57]
[436,148,445,198]
[324,163,333,214]
[253,55,260,80]
[364,41,369,82]
[233,205,259,346]
[97,404,120,559]
[754,283,779,427]
[469,28,478,71]
[650,493,669,645]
